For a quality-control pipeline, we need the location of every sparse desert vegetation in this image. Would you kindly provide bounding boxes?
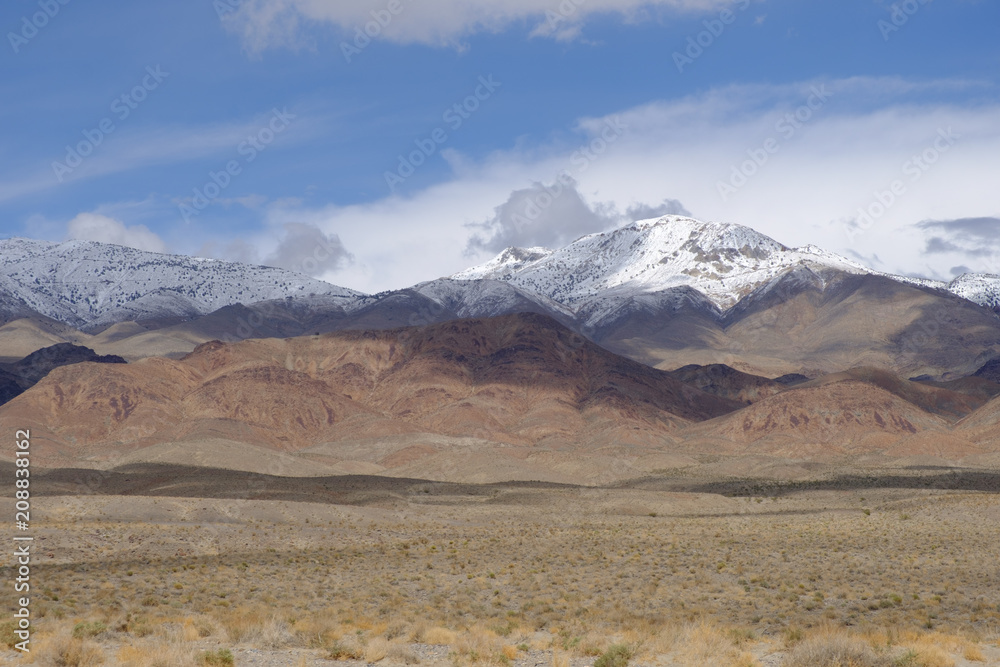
[3,470,1000,666]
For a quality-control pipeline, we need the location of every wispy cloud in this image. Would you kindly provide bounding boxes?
[0,110,318,205]
[918,217,1000,242]
[917,217,1000,269]
[221,0,734,52]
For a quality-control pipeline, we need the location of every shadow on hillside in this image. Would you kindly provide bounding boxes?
[19,463,577,507]
[6,462,999,506]
[677,470,1000,497]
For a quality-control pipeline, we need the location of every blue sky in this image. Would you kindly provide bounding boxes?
[1,0,998,292]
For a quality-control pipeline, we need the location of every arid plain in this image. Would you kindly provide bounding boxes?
[3,460,1000,666]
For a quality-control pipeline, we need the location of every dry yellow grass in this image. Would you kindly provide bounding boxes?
[450,626,512,666]
[423,627,457,645]
[363,636,391,662]
[784,630,890,667]
[217,607,291,648]
[386,640,419,664]
[964,644,986,662]
[181,618,201,642]
[667,623,763,667]
[115,641,200,667]
[8,483,999,665]
[33,632,105,666]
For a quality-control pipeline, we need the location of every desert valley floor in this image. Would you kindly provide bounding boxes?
[3,460,1000,666]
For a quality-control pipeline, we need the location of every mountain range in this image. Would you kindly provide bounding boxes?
[4,313,999,482]
[3,216,998,378]
[4,217,998,331]
[0,237,360,330]
[2,215,999,480]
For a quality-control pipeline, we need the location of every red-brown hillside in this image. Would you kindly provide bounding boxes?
[679,380,972,458]
[1,313,742,466]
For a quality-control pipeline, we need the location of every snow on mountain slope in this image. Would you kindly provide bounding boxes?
[411,278,575,320]
[456,247,555,279]
[0,287,38,325]
[454,215,1000,316]
[0,238,362,329]
[574,286,723,331]
[947,273,1000,313]
[454,216,874,311]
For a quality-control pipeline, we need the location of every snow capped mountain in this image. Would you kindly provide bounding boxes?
[947,273,1000,313]
[454,216,874,311]
[3,217,998,337]
[453,216,1000,316]
[0,238,362,329]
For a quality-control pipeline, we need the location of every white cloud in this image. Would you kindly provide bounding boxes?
[263,222,354,276]
[222,0,732,52]
[194,221,354,278]
[197,238,261,264]
[465,178,619,254]
[253,76,1000,294]
[66,213,168,253]
[464,179,690,254]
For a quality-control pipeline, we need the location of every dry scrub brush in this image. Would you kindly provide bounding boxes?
[14,488,1000,665]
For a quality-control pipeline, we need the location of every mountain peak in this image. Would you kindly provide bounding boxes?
[627,215,784,249]
[453,215,866,312]
[453,246,553,280]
